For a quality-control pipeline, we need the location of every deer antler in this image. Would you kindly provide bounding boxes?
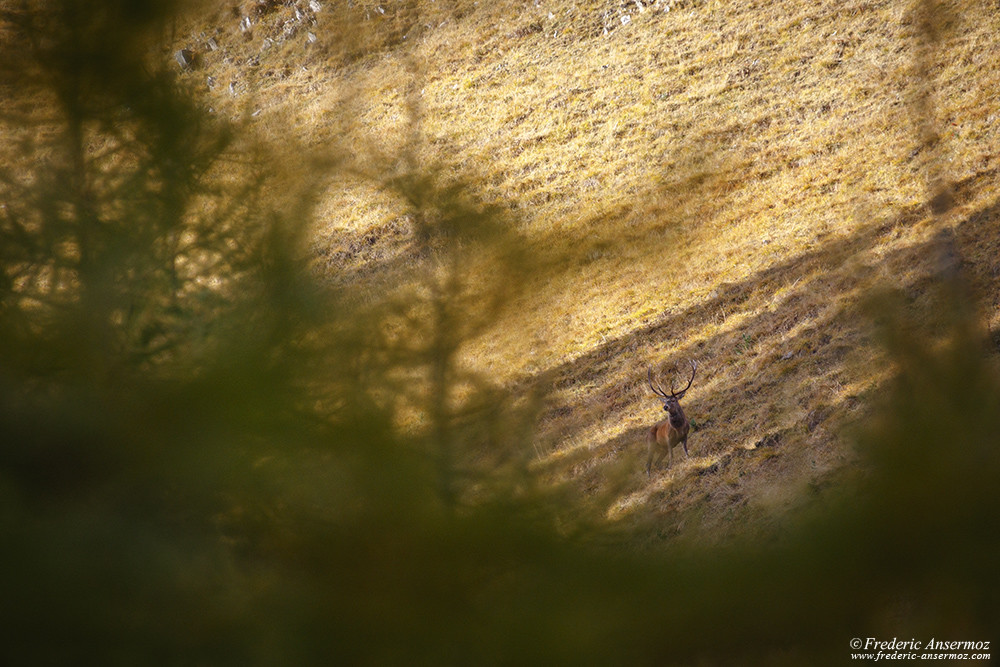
[647,367,670,399]
[672,360,697,399]
[649,361,698,399]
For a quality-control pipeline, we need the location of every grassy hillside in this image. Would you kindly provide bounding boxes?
[4,1,999,662]
[167,0,1000,539]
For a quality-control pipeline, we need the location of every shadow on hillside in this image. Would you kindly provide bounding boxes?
[515,168,1000,525]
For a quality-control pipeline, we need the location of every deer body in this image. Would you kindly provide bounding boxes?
[646,404,690,476]
[645,362,697,477]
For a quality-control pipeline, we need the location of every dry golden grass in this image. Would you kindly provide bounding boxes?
[172,0,1000,541]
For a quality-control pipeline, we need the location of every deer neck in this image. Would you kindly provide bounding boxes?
[668,405,686,429]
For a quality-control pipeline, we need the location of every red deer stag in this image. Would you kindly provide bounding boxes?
[646,361,697,477]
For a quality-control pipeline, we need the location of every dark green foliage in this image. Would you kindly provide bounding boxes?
[1,2,997,665]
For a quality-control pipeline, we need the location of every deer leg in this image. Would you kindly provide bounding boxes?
[645,429,658,477]
[658,442,671,470]
[682,435,689,458]
[646,442,666,476]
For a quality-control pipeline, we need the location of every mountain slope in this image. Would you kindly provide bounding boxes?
[173,0,1000,539]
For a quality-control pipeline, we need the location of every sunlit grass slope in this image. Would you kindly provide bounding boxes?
[174,0,1000,540]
